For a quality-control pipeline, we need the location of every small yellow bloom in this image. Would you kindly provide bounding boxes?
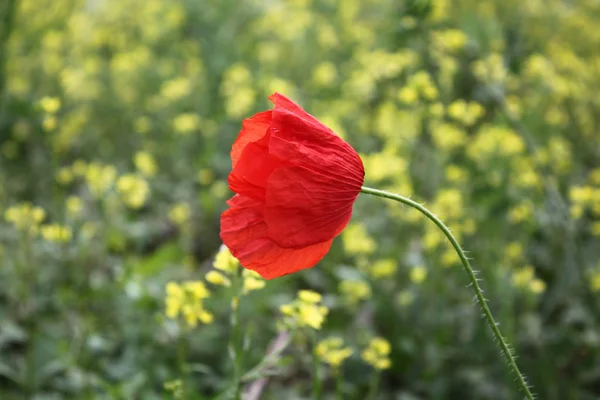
[370,259,397,279]
[169,203,190,225]
[85,163,117,198]
[41,224,72,242]
[56,167,73,185]
[71,160,88,176]
[39,96,61,114]
[590,272,600,293]
[183,281,210,300]
[213,245,239,274]
[206,270,231,287]
[298,303,327,329]
[173,113,201,135]
[339,280,371,304]
[362,337,392,370]
[298,290,322,304]
[409,265,427,284]
[66,196,83,219]
[165,281,212,328]
[316,337,353,368]
[529,279,546,294]
[279,304,294,316]
[243,276,266,294]
[134,151,158,177]
[512,266,535,287]
[279,290,329,330]
[117,174,150,209]
[4,203,46,235]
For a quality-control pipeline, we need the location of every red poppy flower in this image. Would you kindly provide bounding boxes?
[220,93,365,279]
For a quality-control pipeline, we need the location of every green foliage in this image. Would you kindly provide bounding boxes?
[1,0,600,398]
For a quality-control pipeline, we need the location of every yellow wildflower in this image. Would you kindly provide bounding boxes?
[370,259,397,279]
[339,280,372,304]
[117,174,150,209]
[41,224,72,243]
[316,337,353,368]
[362,337,392,370]
[206,271,231,287]
[409,266,427,284]
[39,96,61,114]
[134,151,158,177]
[169,203,190,225]
[213,245,239,274]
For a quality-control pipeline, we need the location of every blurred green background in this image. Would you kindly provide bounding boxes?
[1,0,600,398]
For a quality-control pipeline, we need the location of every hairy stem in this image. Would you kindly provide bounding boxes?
[360,186,534,400]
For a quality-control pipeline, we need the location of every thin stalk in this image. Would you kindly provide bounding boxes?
[310,334,321,400]
[360,186,535,400]
[366,370,381,400]
[334,368,343,400]
[229,268,243,400]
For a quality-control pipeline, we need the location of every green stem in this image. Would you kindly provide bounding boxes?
[334,367,343,400]
[0,0,18,106]
[21,232,36,395]
[310,334,321,400]
[366,369,380,400]
[230,268,243,400]
[360,186,535,400]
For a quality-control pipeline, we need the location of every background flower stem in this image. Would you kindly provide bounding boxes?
[366,370,380,400]
[334,368,343,400]
[229,268,244,400]
[360,186,535,400]
[310,331,321,400]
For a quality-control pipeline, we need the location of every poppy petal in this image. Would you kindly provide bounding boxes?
[268,106,365,187]
[220,195,333,279]
[269,92,330,132]
[231,110,272,168]
[228,141,283,202]
[264,166,358,248]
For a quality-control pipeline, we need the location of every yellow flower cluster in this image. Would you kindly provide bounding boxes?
[370,259,397,279]
[432,29,468,52]
[85,162,117,198]
[590,270,600,293]
[361,337,392,370]
[41,224,72,243]
[447,100,485,126]
[39,96,61,131]
[169,203,190,226]
[134,151,158,177]
[116,174,150,209]
[511,266,546,294]
[4,203,46,236]
[172,113,201,135]
[569,184,600,222]
[467,126,526,166]
[339,280,371,305]
[409,265,428,285]
[165,281,213,328]
[221,63,256,118]
[66,196,84,219]
[316,337,353,369]
[398,71,439,105]
[280,290,329,330]
[206,246,266,294]
[342,223,376,256]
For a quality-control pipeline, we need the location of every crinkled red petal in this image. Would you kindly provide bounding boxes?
[220,195,334,279]
[231,110,272,168]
